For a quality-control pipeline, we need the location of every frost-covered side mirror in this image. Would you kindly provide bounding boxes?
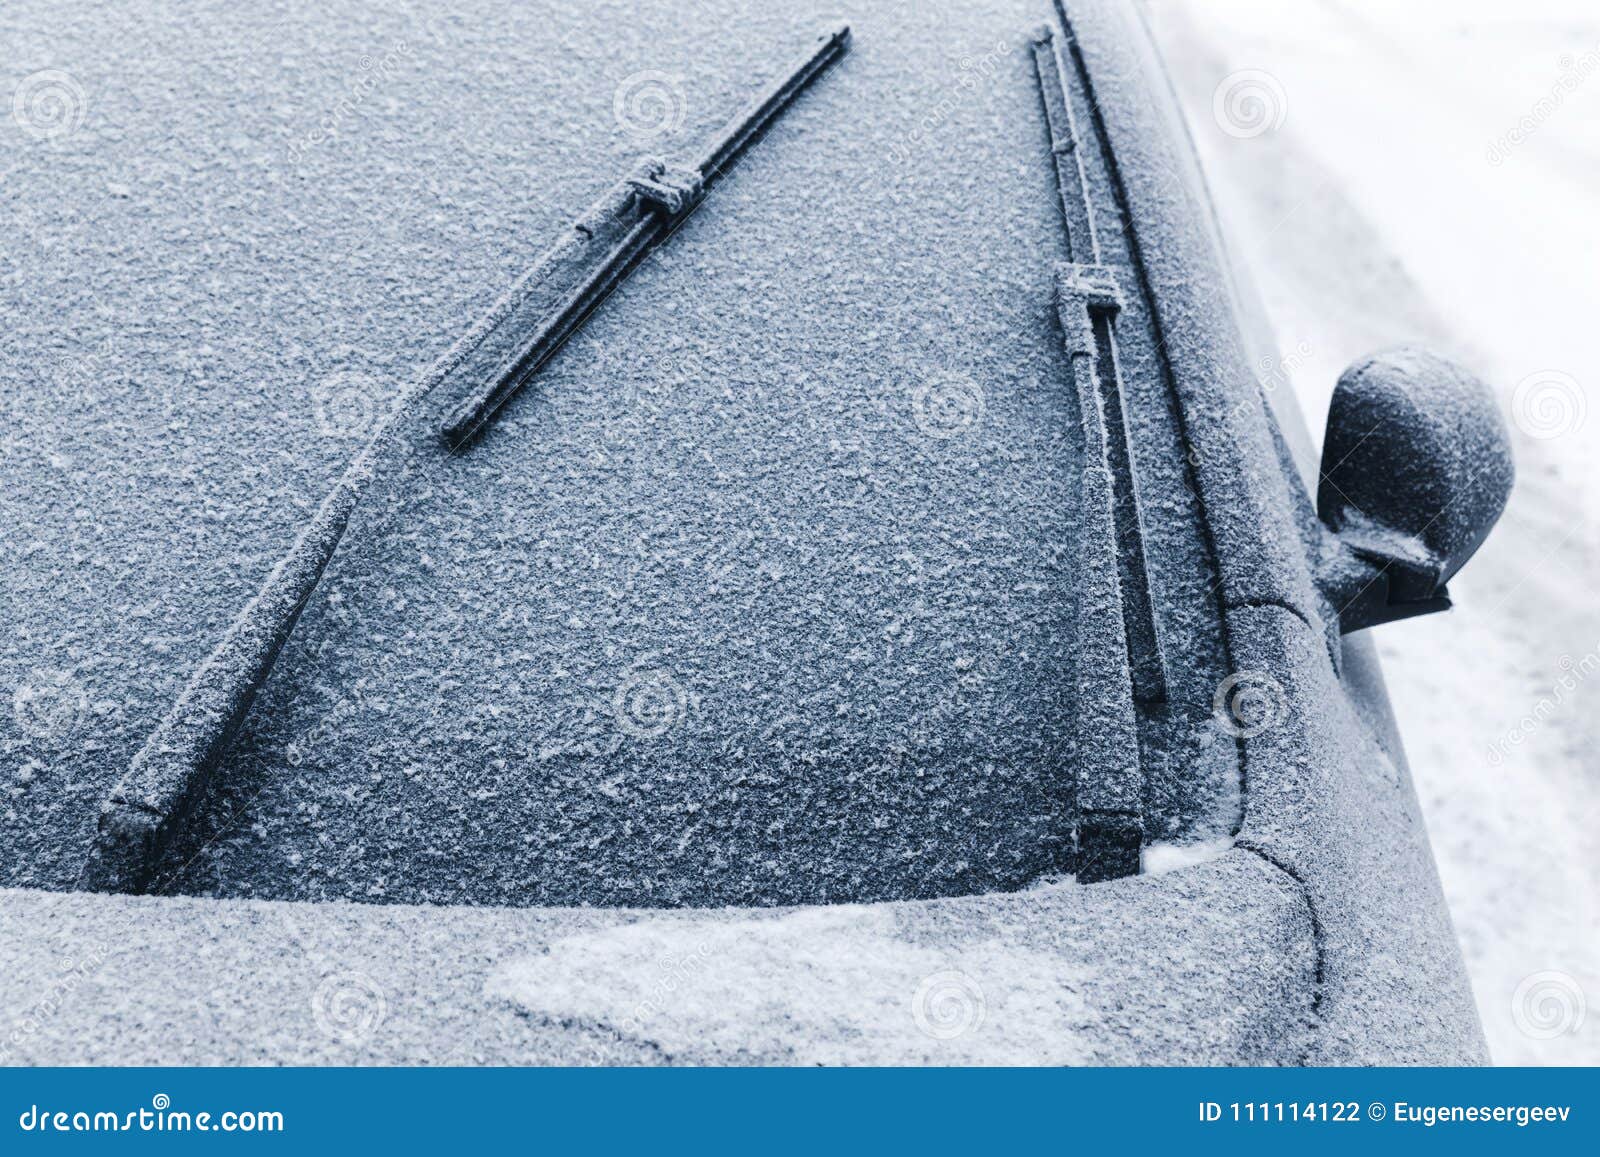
[1315,347,1514,634]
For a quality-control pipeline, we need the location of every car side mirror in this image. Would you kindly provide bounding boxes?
[1315,347,1514,634]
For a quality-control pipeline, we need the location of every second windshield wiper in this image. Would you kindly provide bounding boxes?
[441,23,852,448]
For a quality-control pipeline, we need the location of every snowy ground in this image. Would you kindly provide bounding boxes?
[1147,0,1600,1065]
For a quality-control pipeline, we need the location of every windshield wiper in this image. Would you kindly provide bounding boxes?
[441,23,852,448]
[1034,25,1169,884]
[79,25,851,894]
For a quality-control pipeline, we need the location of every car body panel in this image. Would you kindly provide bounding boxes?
[1,856,1314,1065]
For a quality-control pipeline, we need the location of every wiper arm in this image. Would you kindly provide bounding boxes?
[79,25,850,895]
[441,22,851,448]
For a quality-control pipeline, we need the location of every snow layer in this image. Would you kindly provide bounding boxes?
[487,906,1098,1065]
[2,0,1111,907]
[1148,0,1600,1065]
[0,848,1316,1065]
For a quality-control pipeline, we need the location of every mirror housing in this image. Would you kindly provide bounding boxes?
[1316,347,1514,634]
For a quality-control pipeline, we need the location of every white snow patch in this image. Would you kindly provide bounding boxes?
[1142,837,1235,876]
[487,906,1095,1065]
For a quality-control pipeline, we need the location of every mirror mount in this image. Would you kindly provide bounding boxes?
[1316,525,1453,634]
[1315,347,1513,635]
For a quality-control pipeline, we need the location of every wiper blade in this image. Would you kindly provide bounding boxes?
[440,22,851,448]
[78,25,850,895]
[1033,25,1166,885]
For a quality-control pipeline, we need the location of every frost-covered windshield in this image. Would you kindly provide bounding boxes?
[2,0,1234,908]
